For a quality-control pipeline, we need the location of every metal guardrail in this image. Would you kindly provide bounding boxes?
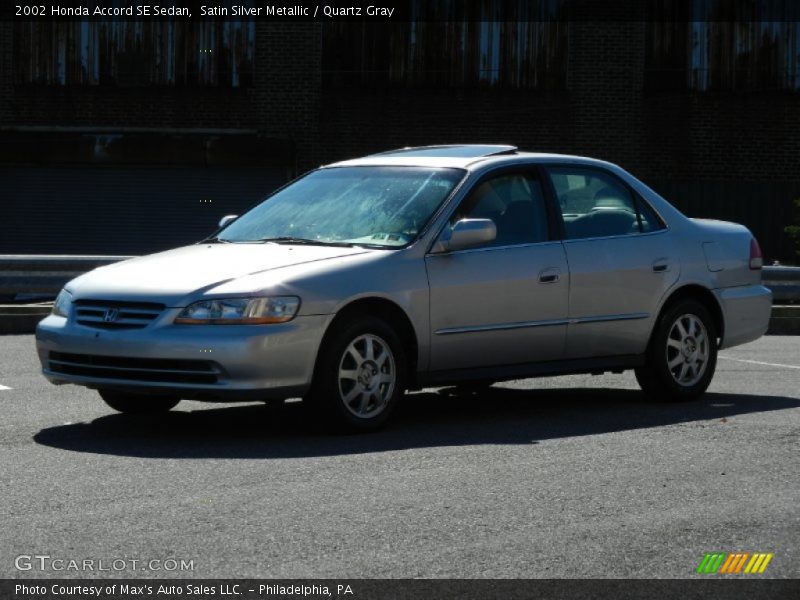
[0,255,132,297]
[762,266,800,303]
[0,255,798,302]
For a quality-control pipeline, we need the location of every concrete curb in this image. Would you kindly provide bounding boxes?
[3,303,800,336]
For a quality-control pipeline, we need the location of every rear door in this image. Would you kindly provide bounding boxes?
[544,165,679,358]
[425,167,569,371]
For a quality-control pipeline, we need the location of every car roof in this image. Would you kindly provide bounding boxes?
[326,145,616,171]
[369,144,518,158]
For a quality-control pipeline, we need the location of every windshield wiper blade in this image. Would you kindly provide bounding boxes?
[201,236,231,243]
[257,237,358,247]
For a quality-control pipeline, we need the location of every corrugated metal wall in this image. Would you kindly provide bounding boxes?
[1,166,286,255]
[651,180,799,264]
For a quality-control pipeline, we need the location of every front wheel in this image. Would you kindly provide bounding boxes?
[635,299,718,402]
[306,315,406,432]
[99,390,180,415]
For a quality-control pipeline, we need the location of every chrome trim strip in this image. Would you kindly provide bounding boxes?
[435,312,649,335]
[560,229,669,244]
[428,239,563,257]
[569,312,650,325]
[435,318,569,335]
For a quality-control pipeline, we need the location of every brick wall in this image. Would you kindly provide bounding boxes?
[318,87,572,166]
[254,23,322,171]
[2,20,799,259]
[567,21,646,171]
[642,92,800,182]
[318,21,800,181]
[2,23,322,172]
[0,23,11,124]
[4,20,799,181]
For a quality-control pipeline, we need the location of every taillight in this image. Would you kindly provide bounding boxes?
[749,237,763,270]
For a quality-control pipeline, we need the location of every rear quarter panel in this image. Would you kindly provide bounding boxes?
[613,169,769,350]
[666,218,770,349]
[689,218,761,289]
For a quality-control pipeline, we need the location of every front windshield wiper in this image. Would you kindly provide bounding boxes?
[256,237,360,247]
[203,236,391,249]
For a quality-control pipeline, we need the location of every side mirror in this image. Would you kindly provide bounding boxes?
[218,214,238,229]
[433,218,496,253]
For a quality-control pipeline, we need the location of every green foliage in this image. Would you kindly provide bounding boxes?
[786,198,800,261]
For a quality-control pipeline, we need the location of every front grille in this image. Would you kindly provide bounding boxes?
[48,351,219,385]
[74,299,165,330]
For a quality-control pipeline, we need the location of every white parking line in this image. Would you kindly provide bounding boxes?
[719,356,800,370]
[0,384,11,390]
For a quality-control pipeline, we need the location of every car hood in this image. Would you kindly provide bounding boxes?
[66,243,373,305]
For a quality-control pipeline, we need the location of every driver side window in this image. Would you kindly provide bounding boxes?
[452,171,549,248]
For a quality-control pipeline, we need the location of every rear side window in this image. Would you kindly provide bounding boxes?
[547,167,664,239]
[635,195,663,233]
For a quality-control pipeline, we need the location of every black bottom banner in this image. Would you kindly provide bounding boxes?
[3,579,799,600]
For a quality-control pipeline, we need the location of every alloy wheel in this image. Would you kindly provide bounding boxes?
[337,333,396,418]
[665,313,710,387]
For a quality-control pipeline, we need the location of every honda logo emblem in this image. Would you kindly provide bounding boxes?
[103,308,119,323]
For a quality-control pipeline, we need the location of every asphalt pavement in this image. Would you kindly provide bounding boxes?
[1,334,798,579]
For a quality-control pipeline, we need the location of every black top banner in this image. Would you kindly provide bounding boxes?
[5,0,800,23]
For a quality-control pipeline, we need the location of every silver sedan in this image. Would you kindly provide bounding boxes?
[36,145,772,431]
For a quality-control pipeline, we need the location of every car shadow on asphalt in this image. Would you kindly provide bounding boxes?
[33,386,800,459]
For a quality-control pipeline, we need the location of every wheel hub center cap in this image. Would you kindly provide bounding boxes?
[683,336,697,358]
[357,361,378,389]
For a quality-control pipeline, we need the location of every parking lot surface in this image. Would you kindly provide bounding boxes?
[1,334,798,578]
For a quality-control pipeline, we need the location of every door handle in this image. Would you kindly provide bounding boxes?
[539,268,561,284]
[652,259,670,273]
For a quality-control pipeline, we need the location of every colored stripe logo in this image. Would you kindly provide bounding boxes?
[696,552,773,574]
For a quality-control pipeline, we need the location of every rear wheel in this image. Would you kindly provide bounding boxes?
[635,299,717,402]
[306,315,406,432]
[99,390,180,415]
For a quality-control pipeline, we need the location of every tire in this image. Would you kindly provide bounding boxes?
[305,315,406,432]
[99,390,180,415]
[635,299,718,402]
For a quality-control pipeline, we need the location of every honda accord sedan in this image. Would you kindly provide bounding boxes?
[36,145,772,431]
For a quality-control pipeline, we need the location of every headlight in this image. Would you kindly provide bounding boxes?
[174,296,300,325]
[52,289,73,318]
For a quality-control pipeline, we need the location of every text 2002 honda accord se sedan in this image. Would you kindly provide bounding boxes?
[36,145,772,431]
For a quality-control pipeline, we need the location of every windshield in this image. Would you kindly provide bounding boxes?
[217,166,465,247]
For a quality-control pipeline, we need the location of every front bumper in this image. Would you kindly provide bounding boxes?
[35,311,331,401]
[715,284,772,349]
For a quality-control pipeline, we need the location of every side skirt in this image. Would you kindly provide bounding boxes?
[417,354,646,388]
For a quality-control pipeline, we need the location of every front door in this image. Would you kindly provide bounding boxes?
[426,168,570,372]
